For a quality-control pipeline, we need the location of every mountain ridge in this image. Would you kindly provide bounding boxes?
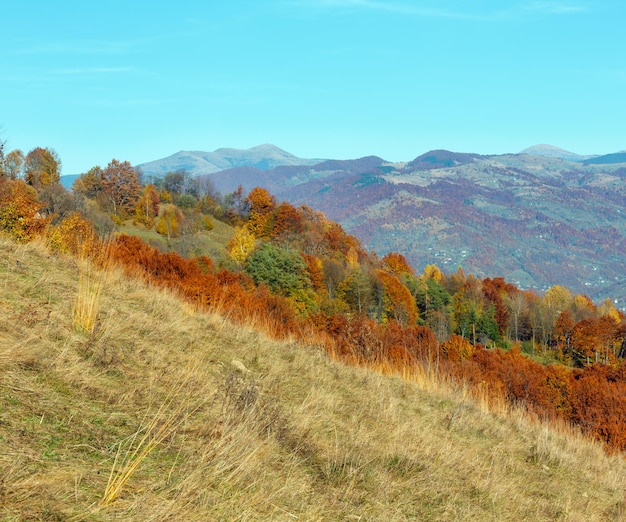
[137,143,625,179]
[137,144,325,178]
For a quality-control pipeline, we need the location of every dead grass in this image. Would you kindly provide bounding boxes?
[1,234,626,520]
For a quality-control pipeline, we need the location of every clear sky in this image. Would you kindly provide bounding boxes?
[2,1,625,174]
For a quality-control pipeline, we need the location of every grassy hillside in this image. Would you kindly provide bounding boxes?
[118,217,234,260]
[2,237,626,520]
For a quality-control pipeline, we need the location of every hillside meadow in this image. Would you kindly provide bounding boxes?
[2,237,626,520]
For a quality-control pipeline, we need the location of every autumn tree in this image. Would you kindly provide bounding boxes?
[322,258,346,300]
[246,187,276,238]
[47,212,99,256]
[100,159,141,219]
[73,166,104,200]
[535,285,573,349]
[444,266,467,295]
[554,310,575,361]
[338,268,375,315]
[423,264,444,283]
[323,221,360,257]
[301,253,325,293]
[482,277,513,337]
[297,205,327,256]
[373,269,418,326]
[135,184,160,227]
[505,290,529,341]
[599,298,622,324]
[271,201,303,244]
[570,294,596,323]
[382,252,414,277]
[441,334,475,362]
[571,316,620,366]
[452,278,483,342]
[37,182,79,224]
[3,149,24,180]
[0,179,49,241]
[345,246,360,269]
[24,147,61,188]
[155,204,182,239]
[226,225,256,266]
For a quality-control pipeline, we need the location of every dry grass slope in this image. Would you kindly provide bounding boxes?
[1,236,626,520]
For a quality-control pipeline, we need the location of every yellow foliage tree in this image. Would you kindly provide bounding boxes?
[227,225,256,266]
[135,184,160,228]
[155,204,181,239]
[599,298,622,325]
[246,187,276,238]
[346,246,359,269]
[48,212,99,256]
[423,264,444,282]
[0,179,50,241]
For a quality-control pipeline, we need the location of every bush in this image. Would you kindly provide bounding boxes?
[245,243,311,297]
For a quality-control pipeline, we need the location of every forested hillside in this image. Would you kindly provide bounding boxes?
[3,144,626,519]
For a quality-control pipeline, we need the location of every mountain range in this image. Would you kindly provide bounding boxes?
[138,144,626,304]
[138,143,323,178]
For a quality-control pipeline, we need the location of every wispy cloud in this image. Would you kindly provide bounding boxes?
[1,65,139,86]
[82,97,170,109]
[55,67,134,75]
[10,38,142,57]
[284,0,477,18]
[521,1,587,14]
[282,0,589,20]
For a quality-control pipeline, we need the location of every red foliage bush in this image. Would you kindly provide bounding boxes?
[570,365,626,452]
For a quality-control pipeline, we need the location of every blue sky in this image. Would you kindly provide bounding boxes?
[1,0,625,174]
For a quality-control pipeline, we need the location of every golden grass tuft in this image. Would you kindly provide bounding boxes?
[72,259,106,334]
[71,240,115,335]
[99,372,207,507]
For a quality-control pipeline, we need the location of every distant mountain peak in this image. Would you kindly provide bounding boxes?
[406,149,481,171]
[250,143,291,153]
[519,144,591,162]
[214,143,291,156]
